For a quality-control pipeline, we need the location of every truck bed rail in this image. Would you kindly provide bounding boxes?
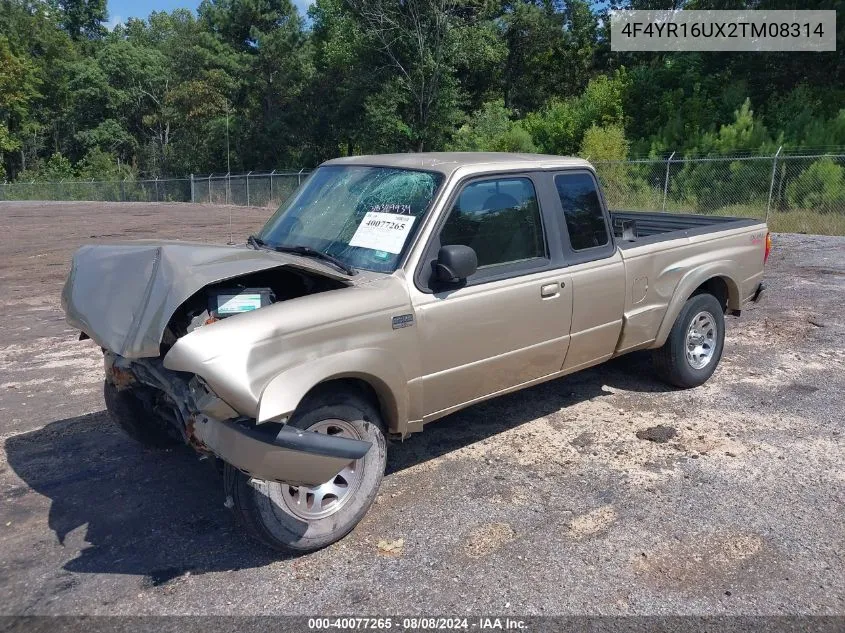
[610,210,762,244]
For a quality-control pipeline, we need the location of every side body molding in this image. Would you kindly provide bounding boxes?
[257,348,409,433]
[652,261,740,348]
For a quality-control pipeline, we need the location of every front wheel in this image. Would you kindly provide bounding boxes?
[224,387,387,553]
[652,293,725,388]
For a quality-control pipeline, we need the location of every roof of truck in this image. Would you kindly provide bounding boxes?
[322,152,591,175]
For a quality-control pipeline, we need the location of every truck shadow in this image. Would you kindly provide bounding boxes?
[386,350,671,474]
[4,352,669,576]
[4,411,282,580]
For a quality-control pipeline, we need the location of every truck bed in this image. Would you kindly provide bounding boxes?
[610,210,762,247]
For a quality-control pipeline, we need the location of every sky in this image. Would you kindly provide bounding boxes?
[106,0,315,29]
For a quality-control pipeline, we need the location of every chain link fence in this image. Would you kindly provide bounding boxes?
[3,154,845,235]
[0,171,311,207]
[0,177,193,203]
[593,151,845,236]
[188,171,310,207]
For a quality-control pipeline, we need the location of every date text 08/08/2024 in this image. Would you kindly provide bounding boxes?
[307,617,528,630]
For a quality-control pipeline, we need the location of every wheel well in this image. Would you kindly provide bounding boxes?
[300,377,395,431]
[693,277,729,312]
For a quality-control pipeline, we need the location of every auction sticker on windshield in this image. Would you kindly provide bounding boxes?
[349,211,417,254]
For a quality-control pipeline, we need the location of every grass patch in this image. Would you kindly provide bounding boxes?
[767,211,845,236]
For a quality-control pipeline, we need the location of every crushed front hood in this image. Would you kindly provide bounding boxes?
[62,240,350,359]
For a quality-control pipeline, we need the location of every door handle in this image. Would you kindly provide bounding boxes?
[540,283,559,298]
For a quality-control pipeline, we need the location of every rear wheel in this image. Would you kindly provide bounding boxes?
[103,381,182,448]
[225,387,387,553]
[652,293,725,388]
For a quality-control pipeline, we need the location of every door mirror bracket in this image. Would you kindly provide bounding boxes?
[433,245,478,285]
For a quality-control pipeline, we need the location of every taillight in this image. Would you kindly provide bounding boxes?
[764,232,772,264]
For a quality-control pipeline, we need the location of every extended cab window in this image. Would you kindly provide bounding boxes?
[440,177,545,268]
[555,173,610,251]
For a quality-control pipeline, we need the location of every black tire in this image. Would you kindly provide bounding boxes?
[652,293,725,388]
[103,381,182,448]
[225,386,387,554]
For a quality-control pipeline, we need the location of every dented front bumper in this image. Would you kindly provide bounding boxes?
[105,353,371,486]
[191,418,370,486]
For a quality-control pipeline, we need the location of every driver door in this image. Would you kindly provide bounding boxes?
[411,174,573,419]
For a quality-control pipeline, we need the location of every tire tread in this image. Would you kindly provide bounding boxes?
[652,293,725,389]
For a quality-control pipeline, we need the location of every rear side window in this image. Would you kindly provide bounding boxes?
[440,177,546,268]
[555,173,609,251]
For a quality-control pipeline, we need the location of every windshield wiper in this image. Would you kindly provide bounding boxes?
[272,245,356,276]
[246,234,265,249]
[247,234,355,276]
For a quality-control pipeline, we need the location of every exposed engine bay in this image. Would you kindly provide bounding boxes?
[161,267,346,354]
[62,240,352,359]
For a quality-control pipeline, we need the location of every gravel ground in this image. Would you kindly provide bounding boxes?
[0,201,843,616]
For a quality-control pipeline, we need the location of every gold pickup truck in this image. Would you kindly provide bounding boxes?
[62,152,769,553]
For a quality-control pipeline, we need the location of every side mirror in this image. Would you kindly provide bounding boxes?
[434,244,477,284]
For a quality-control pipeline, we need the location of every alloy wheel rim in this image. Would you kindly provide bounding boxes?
[685,310,717,370]
[280,419,363,521]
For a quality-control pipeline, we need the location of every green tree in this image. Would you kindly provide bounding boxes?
[525,72,627,155]
[306,0,372,159]
[787,158,845,214]
[20,152,76,181]
[2,0,844,186]
[0,1,76,179]
[502,0,597,115]
[0,36,40,179]
[49,0,107,40]
[692,99,777,157]
[579,124,628,161]
[449,100,536,153]
[672,100,779,212]
[199,0,301,51]
[449,6,507,115]
[344,0,462,151]
[77,147,133,180]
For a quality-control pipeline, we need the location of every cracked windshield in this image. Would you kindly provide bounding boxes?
[259,166,443,272]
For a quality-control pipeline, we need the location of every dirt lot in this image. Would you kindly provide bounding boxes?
[0,201,843,616]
